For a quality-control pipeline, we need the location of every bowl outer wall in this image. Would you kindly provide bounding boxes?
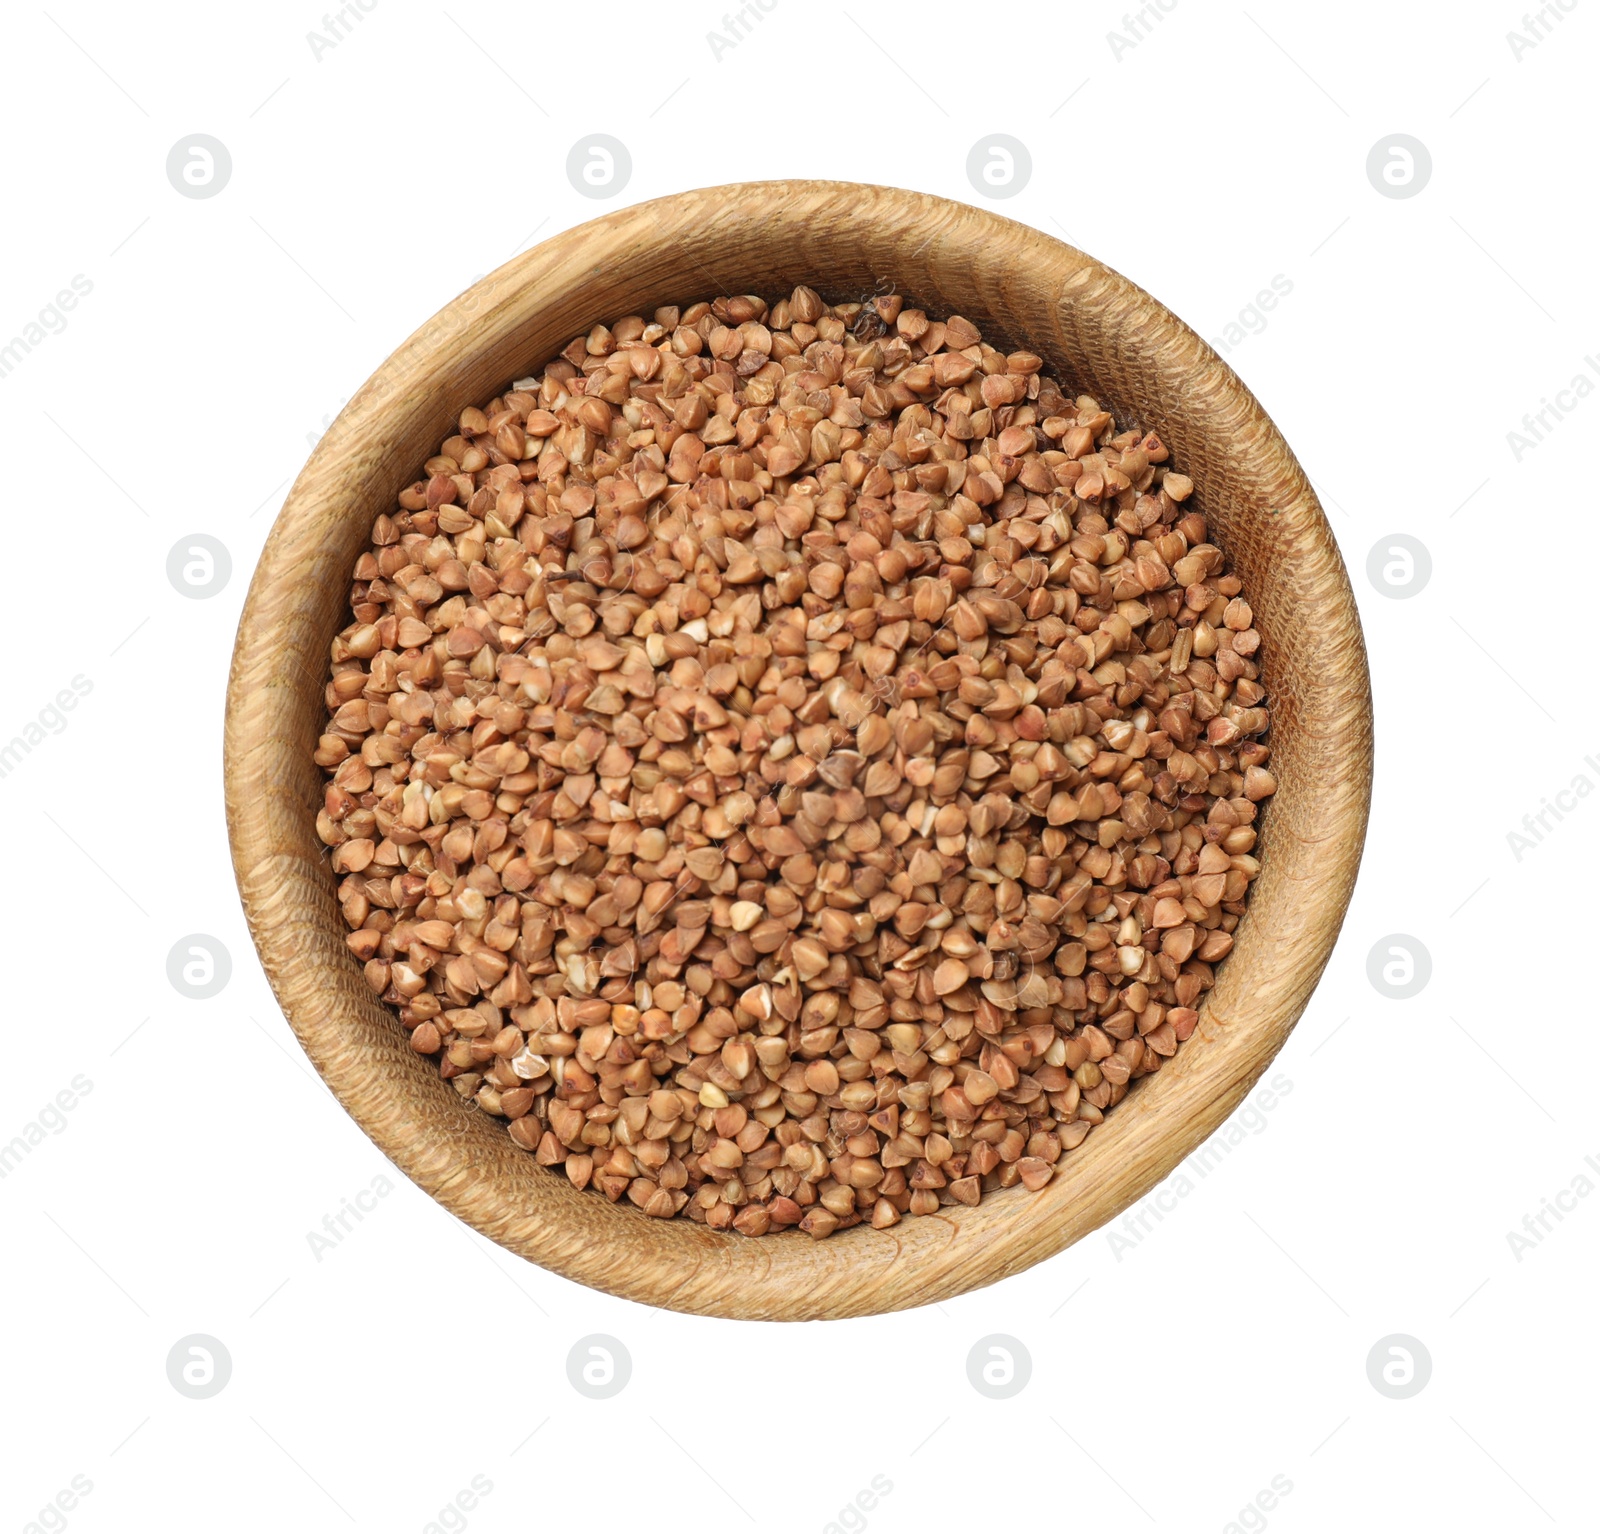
[223,180,1372,1321]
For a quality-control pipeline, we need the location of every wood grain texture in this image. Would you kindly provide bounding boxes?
[224,180,1372,1320]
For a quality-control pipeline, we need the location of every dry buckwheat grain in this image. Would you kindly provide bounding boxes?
[314,287,1275,1238]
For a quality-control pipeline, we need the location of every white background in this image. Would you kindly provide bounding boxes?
[2,2,1592,1529]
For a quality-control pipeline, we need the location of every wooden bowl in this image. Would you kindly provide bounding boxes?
[225,180,1371,1320]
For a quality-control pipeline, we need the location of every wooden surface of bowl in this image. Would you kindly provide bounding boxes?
[224,179,1371,1321]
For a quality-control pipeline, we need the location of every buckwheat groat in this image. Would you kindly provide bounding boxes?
[315,287,1274,1238]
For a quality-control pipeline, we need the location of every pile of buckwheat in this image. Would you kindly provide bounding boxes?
[314,287,1275,1239]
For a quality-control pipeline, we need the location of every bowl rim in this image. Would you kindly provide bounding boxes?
[225,178,1372,1321]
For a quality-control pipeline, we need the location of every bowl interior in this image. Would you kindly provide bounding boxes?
[225,181,1370,1320]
